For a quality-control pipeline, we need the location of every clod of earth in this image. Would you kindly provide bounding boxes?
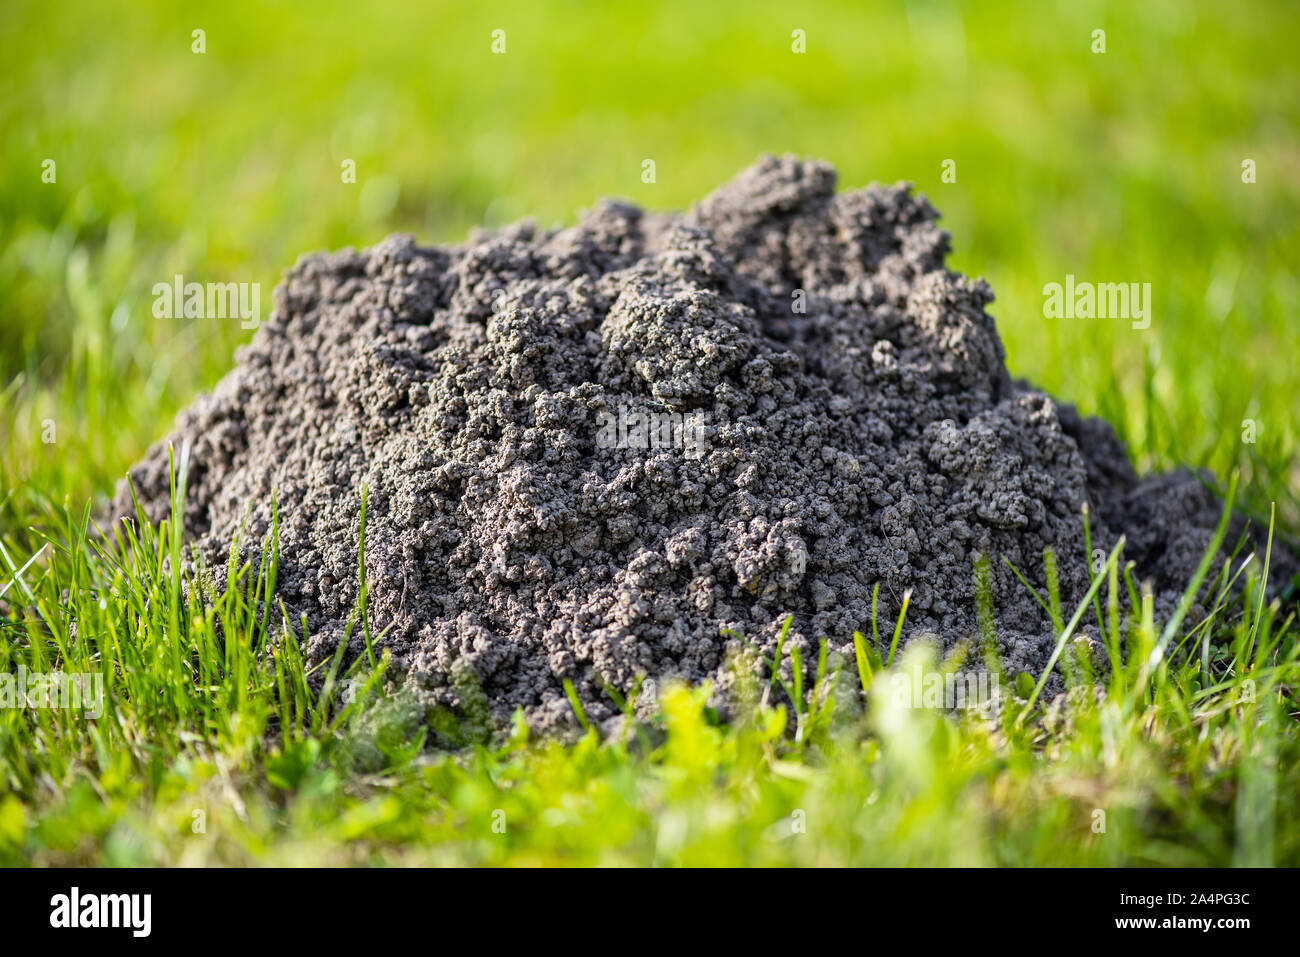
[116,155,1290,733]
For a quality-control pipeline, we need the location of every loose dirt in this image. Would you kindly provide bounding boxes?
[116,155,1284,732]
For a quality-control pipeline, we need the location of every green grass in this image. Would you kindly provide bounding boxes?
[2,457,1297,865]
[1,0,1299,865]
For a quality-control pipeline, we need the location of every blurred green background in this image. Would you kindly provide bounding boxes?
[2,0,1298,537]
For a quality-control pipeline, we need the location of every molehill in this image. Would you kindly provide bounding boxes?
[117,155,1279,732]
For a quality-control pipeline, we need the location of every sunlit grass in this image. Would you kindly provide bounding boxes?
[1,0,1298,865]
[1,450,1297,865]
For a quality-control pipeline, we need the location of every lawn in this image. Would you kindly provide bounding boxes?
[0,0,1297,865]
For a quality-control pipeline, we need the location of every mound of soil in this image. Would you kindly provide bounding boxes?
[117,155,1279,731]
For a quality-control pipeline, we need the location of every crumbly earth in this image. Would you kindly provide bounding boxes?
[116,155,1284,732]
